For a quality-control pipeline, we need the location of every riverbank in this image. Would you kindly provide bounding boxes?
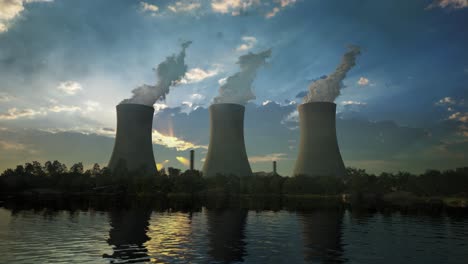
[1,191,467,213]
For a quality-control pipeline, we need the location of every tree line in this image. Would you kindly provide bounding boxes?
[0,160,467,198]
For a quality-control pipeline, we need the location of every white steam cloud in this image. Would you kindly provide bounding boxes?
[121,41,192,106]
[303,45,361,103]
[213,49,271,105]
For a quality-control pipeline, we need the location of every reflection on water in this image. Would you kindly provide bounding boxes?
[0,205,467,263]
[206,209,248,263]
[104,209,152,263]
[299,210,344,263]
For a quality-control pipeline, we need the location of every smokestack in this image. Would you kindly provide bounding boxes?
[202,103,253,177]
[273,161,277,175]
[293,102,345,177]
[190,150,194,171]
[108,104,157,176]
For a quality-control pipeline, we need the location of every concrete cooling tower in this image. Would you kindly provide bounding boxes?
[293,102,346,177]
[108,104,157,176]
[202,103,253,177]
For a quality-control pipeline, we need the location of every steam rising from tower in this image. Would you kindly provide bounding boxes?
[109,41,192,175]
[303,45,361,103]
[294,46,361,177]
[203,49,271,177]
[121,41,192,106]
[214,49,271,105]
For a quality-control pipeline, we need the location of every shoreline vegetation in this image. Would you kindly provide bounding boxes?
[0,160,467,211]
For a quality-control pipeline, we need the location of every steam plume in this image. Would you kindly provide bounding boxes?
[303,45,361,103]
[213,49,271,105]
[121,41,192,106]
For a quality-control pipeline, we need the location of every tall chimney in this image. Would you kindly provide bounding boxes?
[108,104,157,176]
[190,150,194,171]
[202,103,253,177]
[293,102,345,177]
[273,161,277,175]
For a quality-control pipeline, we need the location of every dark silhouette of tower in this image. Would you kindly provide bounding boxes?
[108,104,157,175]
[293,102,346,177]
[299,210,344,263]
[190,150,194,171]
[104,209,152,263]
[203,103,253,177]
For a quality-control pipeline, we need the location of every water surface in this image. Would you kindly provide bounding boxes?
[0,207,467,263]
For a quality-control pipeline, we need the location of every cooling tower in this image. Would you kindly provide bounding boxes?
[202,103,253,177]
[293,102,346,177]
[108,104,157,175]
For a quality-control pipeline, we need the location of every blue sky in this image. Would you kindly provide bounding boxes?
[0,0,467,175]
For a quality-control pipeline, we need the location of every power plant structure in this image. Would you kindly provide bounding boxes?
[202,103,253,177]
[293,102,346,177]
[108,103,157,176]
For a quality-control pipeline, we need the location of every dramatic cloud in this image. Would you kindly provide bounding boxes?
[303,45,361,103]
[249,152,288,163]
[151,129,207,151]
[176,156,190,166]
[236,36,257,52]
[213,49,271,105]
[57,81,83,95]
[427,0,468,9]
[156,159,170,169]
[121,41,192,106]
[357,77,369,86]
[168,1,201,13]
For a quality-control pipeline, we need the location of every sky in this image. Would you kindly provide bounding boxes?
[0,0,467,175]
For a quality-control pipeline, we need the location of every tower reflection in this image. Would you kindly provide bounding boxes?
[104,209,152,263]
[299,209,345,263]
[206,208,248,263]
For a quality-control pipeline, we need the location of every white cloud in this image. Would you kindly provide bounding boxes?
[249,153,288,163]
[449,112,468,123]
[83,100,101,112]
[265,7,280,18]
[181,66,220,83]
[427,0,468,9]
[153,103,168,112]
[152,129,207,151]
[0,108,47,120]
[140,1,159,13]
[357,77,369,86]
[0,0,53,33]
[0,92,14,102]
[282,109,298,123]
[342,100,367,106]
[0,22,7,32]
[57,81,83,95]
[211,0,257,15]
[168,1,201,13]
[218,77,227,85]
[436,96,456,106]
[47,105,82,113]
[236,36,257,51]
